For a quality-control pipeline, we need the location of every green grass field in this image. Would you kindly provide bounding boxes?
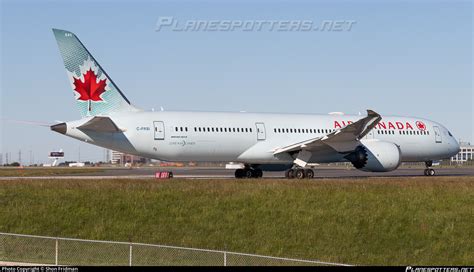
[0,177,472,265]
[0,167,104,177]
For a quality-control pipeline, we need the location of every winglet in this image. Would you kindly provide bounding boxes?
[367,109,380,117]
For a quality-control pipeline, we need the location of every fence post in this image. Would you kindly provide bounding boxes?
[129,243,133,266]
[224,251,227,266]
[55,238,59,266]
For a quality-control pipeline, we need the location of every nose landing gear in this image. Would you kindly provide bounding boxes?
[424,161,436,176]
[424,168,436,176]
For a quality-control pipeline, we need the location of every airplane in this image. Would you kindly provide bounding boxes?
[50,29,461,179]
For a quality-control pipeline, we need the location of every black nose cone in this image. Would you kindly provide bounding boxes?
[51,123,67,135]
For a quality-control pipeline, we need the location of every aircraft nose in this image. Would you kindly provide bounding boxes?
[51,122,67,135]
[454,138,461,153]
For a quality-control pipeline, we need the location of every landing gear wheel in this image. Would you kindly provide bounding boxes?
[305,169,314,179]
[295,169,305,179]
[424,169,436,176]
[254,169,263,178]
[235,169,244,178]
[285,169,295,179]
[245,169,253,178]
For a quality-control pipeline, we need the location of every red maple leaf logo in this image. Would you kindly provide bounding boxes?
[73,69,107,102]
[416,121,426,131]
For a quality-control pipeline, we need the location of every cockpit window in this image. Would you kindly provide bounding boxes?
[448,131,453,137]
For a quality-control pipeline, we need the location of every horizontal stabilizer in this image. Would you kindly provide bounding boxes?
[77,116,122,133]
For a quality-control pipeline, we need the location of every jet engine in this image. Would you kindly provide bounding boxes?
[344,141,402,172]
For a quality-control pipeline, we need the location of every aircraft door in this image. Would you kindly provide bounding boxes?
[154,121,165,140]
[433,126,442,143]
[256,123,266,140]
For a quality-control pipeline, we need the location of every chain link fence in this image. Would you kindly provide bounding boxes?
[0,232,350,266]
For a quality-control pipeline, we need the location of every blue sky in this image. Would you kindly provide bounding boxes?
[1,0,472,164]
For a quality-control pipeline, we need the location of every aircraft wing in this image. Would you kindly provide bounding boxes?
[77,116,122,133]
[274,110,381,156]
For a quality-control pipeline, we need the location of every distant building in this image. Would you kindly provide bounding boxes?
[110,150,149,165]
[451,142,474,164]
[69,162,85,167]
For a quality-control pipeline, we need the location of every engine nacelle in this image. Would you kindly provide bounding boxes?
[345,141,402,172]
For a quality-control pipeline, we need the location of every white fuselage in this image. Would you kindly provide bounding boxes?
[63,111,460,165]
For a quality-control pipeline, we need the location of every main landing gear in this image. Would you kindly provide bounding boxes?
[424,161,436,176]
[234,166,263,179]
[285,168,314,179]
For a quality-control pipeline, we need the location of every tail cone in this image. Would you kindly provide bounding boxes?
[51,123,67,135]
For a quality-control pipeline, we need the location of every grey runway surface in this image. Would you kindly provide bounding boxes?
[2,167,473,180]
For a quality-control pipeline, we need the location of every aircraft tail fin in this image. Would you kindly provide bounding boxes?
[52,29,138,117]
